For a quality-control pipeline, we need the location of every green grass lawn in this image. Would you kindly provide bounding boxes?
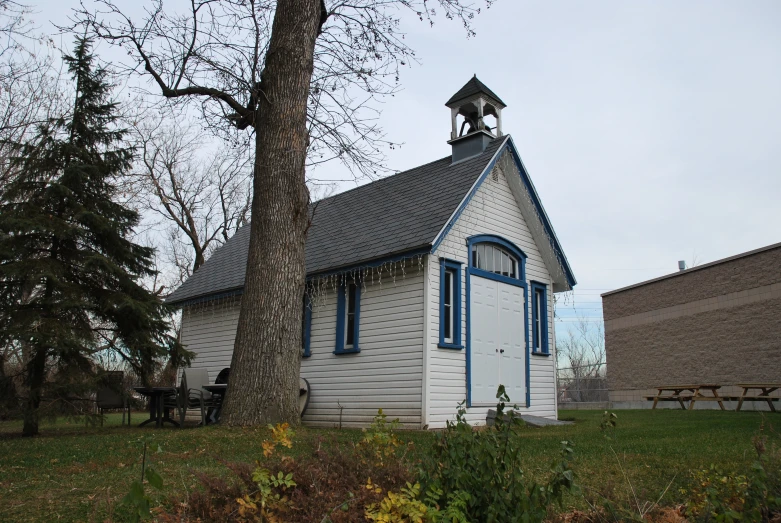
[0,409,777,522]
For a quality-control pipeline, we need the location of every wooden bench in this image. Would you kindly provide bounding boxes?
[644,395,693,409]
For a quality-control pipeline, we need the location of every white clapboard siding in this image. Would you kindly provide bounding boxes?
[425,151,558,428]
[302,263,425,428]
[178,266,426,429]
[180,297,240,381]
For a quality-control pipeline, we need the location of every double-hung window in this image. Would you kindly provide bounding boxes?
[335,281,361,354]
[439,259,462,349]
[345,283,357,347]
[530,281,549,355]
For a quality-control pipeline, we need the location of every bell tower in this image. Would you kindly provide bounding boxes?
[446,75,506,162]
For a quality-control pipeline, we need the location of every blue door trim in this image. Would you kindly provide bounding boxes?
[465,235,531,409]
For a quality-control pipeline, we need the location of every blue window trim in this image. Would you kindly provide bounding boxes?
[469,267,524,288]
[530,281,549,356]
[334,281,361,355]
[467,234,527,283]
[302,292,312,358]
[465,235,531,408]
[438,258,463,350]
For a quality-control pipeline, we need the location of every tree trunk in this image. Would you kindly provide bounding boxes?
[192,245,205,273]
[0,352,18,420]
[220,0,320,425]
[22,347,47,437]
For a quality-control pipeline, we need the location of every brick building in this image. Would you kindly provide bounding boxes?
[601,242,781,409]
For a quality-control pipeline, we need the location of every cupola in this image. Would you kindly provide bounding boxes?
[446,75,506,162]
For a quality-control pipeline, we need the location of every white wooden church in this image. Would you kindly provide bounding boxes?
[167,77,577,428]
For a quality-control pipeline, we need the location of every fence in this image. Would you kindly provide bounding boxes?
[556,361,608,403]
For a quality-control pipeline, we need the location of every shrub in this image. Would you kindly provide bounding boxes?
[162,415,415,522]
[161,395,579,522]
[365,481,431,522]
[416,385,577,522]
[357,408,403,467]
[682,427,781,523]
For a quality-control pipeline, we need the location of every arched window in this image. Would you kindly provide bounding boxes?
[470,242,520,278]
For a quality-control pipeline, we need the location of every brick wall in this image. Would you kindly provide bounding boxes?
[603,246,781,319]
[602,245,781,401]
[606,297,781,393]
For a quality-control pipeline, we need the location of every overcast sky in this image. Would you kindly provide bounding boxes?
[30,0,781,334]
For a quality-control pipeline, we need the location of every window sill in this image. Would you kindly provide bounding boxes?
[438,342,464,350]
[333,347,361,355]
[531,351,550,357]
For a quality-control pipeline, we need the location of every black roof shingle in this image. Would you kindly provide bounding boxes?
[445,75,506,107]
[166,136,508,304]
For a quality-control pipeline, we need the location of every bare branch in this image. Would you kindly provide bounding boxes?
[129,108,252,288]
[72,0,493,181]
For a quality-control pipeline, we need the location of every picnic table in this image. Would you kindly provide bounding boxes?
[134,386,180,428]
[734,384,781,412]
[647,384,725,410]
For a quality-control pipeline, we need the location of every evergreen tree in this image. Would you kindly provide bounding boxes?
[0,37,183,437]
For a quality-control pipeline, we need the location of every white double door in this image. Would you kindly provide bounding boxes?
[470,275,526,406]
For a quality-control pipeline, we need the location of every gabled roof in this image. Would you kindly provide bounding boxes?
[166,137,508,305]
[166,134,578,305]
[446,75,506,107]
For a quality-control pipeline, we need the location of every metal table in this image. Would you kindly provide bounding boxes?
[133,387,179,427]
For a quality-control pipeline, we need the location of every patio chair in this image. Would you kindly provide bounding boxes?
[95,371,131,426]
[204,367,230,423]
[160,385,183,426]
[215,367,230,385]
[178,368,220,426]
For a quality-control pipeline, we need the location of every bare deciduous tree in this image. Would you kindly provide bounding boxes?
[131,113,252,290]
[0,1,69,417]
[77,0,493,426]
[0,1,65,192]
[556,317,607,403]
[0,1,32,59]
